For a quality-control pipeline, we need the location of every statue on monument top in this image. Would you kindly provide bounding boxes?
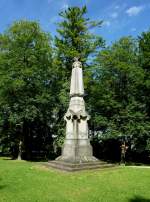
[72,57,82,68]
[70,57,84,97]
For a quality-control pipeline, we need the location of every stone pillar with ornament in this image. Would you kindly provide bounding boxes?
[48,58,114,171]
[56,57,97,163]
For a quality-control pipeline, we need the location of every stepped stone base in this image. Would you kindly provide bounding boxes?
[47,160,116,172]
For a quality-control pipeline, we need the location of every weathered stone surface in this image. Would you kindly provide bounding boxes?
[55,57,97,164]
[56,139,97,163]
[70,62,84,97]
[47,160,116,172]
[48,58,114,171]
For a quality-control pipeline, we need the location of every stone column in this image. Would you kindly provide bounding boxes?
[56,57,97,163]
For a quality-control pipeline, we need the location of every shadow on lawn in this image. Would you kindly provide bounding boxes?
[0,185,7,190]
[129,196,150,202]
[0,178,7,190]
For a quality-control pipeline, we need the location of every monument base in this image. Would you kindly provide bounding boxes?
[55,139,98,163]
[47,160,115,172]
[46,139,116,172]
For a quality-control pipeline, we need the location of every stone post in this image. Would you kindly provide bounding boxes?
[56,57,97,163]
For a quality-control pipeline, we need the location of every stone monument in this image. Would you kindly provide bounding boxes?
[48,58,113,171]
[56,57,97,163]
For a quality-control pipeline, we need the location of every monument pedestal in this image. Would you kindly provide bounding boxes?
[47,160,114,172]
[56,139,97,163]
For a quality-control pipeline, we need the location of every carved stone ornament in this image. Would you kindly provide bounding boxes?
[72,57,82,68]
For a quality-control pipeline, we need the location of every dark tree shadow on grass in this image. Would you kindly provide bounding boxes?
[0,178,7,190]
[0,185,7,190]
[129,196,150,202]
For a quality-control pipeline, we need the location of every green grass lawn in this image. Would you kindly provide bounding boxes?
[0,157,150,202]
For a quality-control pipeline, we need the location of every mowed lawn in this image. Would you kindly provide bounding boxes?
[0,157,150,202]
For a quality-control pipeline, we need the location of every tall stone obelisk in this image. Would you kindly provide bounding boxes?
[48,58,115,170]
[56,57,97,163]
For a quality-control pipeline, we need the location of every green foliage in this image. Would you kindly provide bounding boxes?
[139,30,150,71]
[0,20,56,158]
[138,30,150,118]
[87,36,150,157]
[55,6,104,73]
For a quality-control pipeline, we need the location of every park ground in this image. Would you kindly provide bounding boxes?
[0,157,150,202]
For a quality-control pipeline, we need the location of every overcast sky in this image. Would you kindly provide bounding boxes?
[0,0,150,44]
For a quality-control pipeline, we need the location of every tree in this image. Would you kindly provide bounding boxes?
[0,20,56,159]
[88,37,150,162]
[53,6,104,148]
[55,6,103,74]
[138,30,150,158]
[138,30,150,116]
